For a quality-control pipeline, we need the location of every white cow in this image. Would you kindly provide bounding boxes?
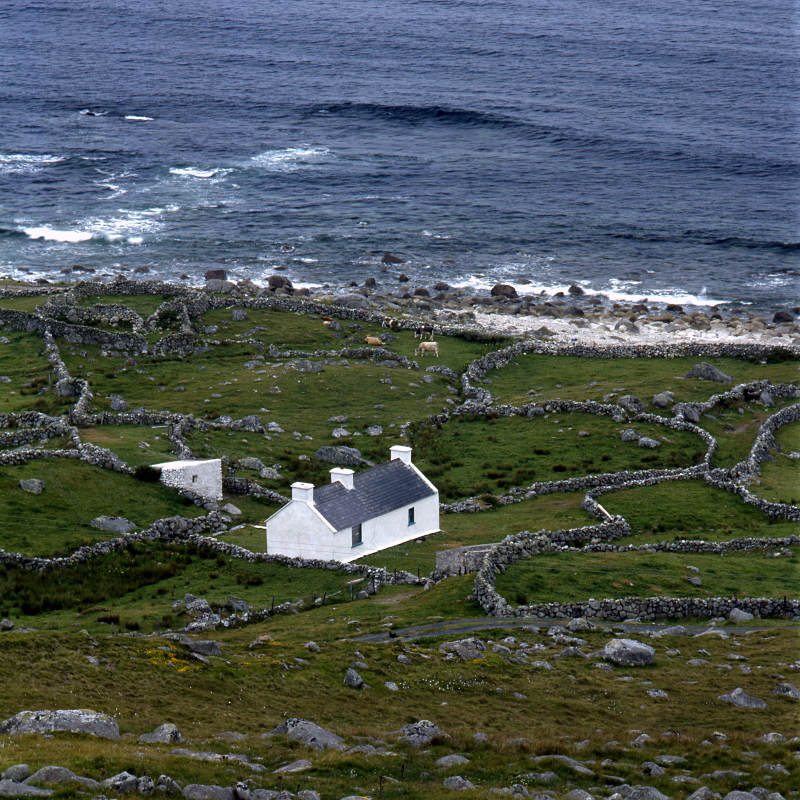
[415,341,439,357]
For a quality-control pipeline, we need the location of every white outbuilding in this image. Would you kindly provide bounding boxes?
[265,445,439,563]
[151,458,223,502]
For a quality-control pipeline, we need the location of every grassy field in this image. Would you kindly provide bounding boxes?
[597,479,800,544]
[411,412,707,501]
[486,352,800,409]
[0,460,203,557]
[752,419,800,505]
[495,548,800,605]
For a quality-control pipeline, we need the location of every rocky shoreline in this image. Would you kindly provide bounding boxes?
[4,272,799,350]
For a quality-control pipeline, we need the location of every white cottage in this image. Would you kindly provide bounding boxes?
[265,445,439,563]
[151,458,223,502]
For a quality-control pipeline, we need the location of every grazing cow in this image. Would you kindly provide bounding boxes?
[382,317,402,330]
[414,324,435,339]
[364,336,383,346]
[415,340,439,357]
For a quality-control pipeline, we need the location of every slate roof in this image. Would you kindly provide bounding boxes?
[312,459,436,531]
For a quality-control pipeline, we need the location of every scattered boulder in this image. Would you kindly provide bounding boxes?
[343,668,364,689]
[313,445,364,466]
[381,252,405,264]
[398,719,449,747]
[139,723,184,744]
[718,687,768,709]
[490,283,518,300]
[772,310,794,324]
[268,275,293,293]
[772,681,800,700]
[109,394,129,411]
[90,516,137,533]
[728,608,754,622]
[620,428,639,442]
[1,619,14,632]
[266,718,345,750]
[273,759,312,774]
[602,638,655,667]
[442,776,475,791]
[436,754,470,769]
[231,309,248,321]
[156,775,182,795]
[0,780,52,797]
[684,362,732,383]
[25,766,98,790]
[1,766,29,783]
[0,709,120,740]
[638,436,661,448]
[652,391,674,408]
[439,638,485,661]
[618,395,644,414]
[18,479,44,495]
[182,785,235,800]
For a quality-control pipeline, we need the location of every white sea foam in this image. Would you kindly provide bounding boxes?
[170,167,223,179]
[0,153,64,174]
[248,146,330,170]
[124,115,154,121]
[22,226,92,243]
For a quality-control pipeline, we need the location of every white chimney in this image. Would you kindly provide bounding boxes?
[291,482,314,503]
[329,468,354,490]
[390,445,412,465]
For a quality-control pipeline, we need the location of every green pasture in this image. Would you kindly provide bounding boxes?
[752,419,800,505]
[77,293,171,318]
[598,479,800,544]
[80,424,176,466]
[485,352,800,409]
[411,412,707,501]
[0,294,46,312]
[198,306,502,375]
[0,460,203,557]
[0,540,357,633]
[495,548,799,606]
[0,330,72,415]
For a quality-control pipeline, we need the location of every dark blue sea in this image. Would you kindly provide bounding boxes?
[1,0,798,311]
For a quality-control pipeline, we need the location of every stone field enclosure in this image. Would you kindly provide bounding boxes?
[0,280,798,800]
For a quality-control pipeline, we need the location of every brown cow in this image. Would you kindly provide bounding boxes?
[364,336,383,346]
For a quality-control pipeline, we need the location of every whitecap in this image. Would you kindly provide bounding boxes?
[0,153,64,174]
[248,146,330,171]
[79,109,108,116]
[293,257,318,264]
[169,167,221,179]
[124,115,154,121]
[127,236,144,245]
[23,226,92,243]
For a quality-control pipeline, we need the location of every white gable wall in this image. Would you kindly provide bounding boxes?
[266,499,338,560]
[152,459,222,501]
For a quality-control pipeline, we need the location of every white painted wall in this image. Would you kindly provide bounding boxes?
[265,491,440,563]
[152,459,222,501]
[266,500,338,560]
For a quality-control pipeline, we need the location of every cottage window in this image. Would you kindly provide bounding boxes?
[192,474,198,483]
[352,523,362,547]
[408,507,415,526]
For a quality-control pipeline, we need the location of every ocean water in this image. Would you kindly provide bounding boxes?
[0,0,798,311]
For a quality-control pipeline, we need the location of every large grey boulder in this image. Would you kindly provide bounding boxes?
[187,640,223,657]
[627,788,669,800]
[718,687,768,709]
[399,719,449,747]
[343,668,364,689]
[436,754,470,769]
[109,394,129,411]
[772,681,799,700]
[182,786,234,800]
[266,718,345,750]
[442,776,475,791]
[139,723,184,743]
[620,429,639,442]
[638,436,661,448]
[618,395,644,414]
[18,479,44,495]
[313,445,364,466]
[25,767,98,790]
[0,781,52,797]
[156,775,182,795]
[1,767,29,783]
[602,638,655,667]
[728,608,754,622]
[1,619,14,631]
[439,638,485,661]
[102,772,139,793]
[238,456,266,472]
[684,362,732,382]
[0,709,120,740]
[90,516,137,534]
[237,414,263,432]
[652,391,674,408]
